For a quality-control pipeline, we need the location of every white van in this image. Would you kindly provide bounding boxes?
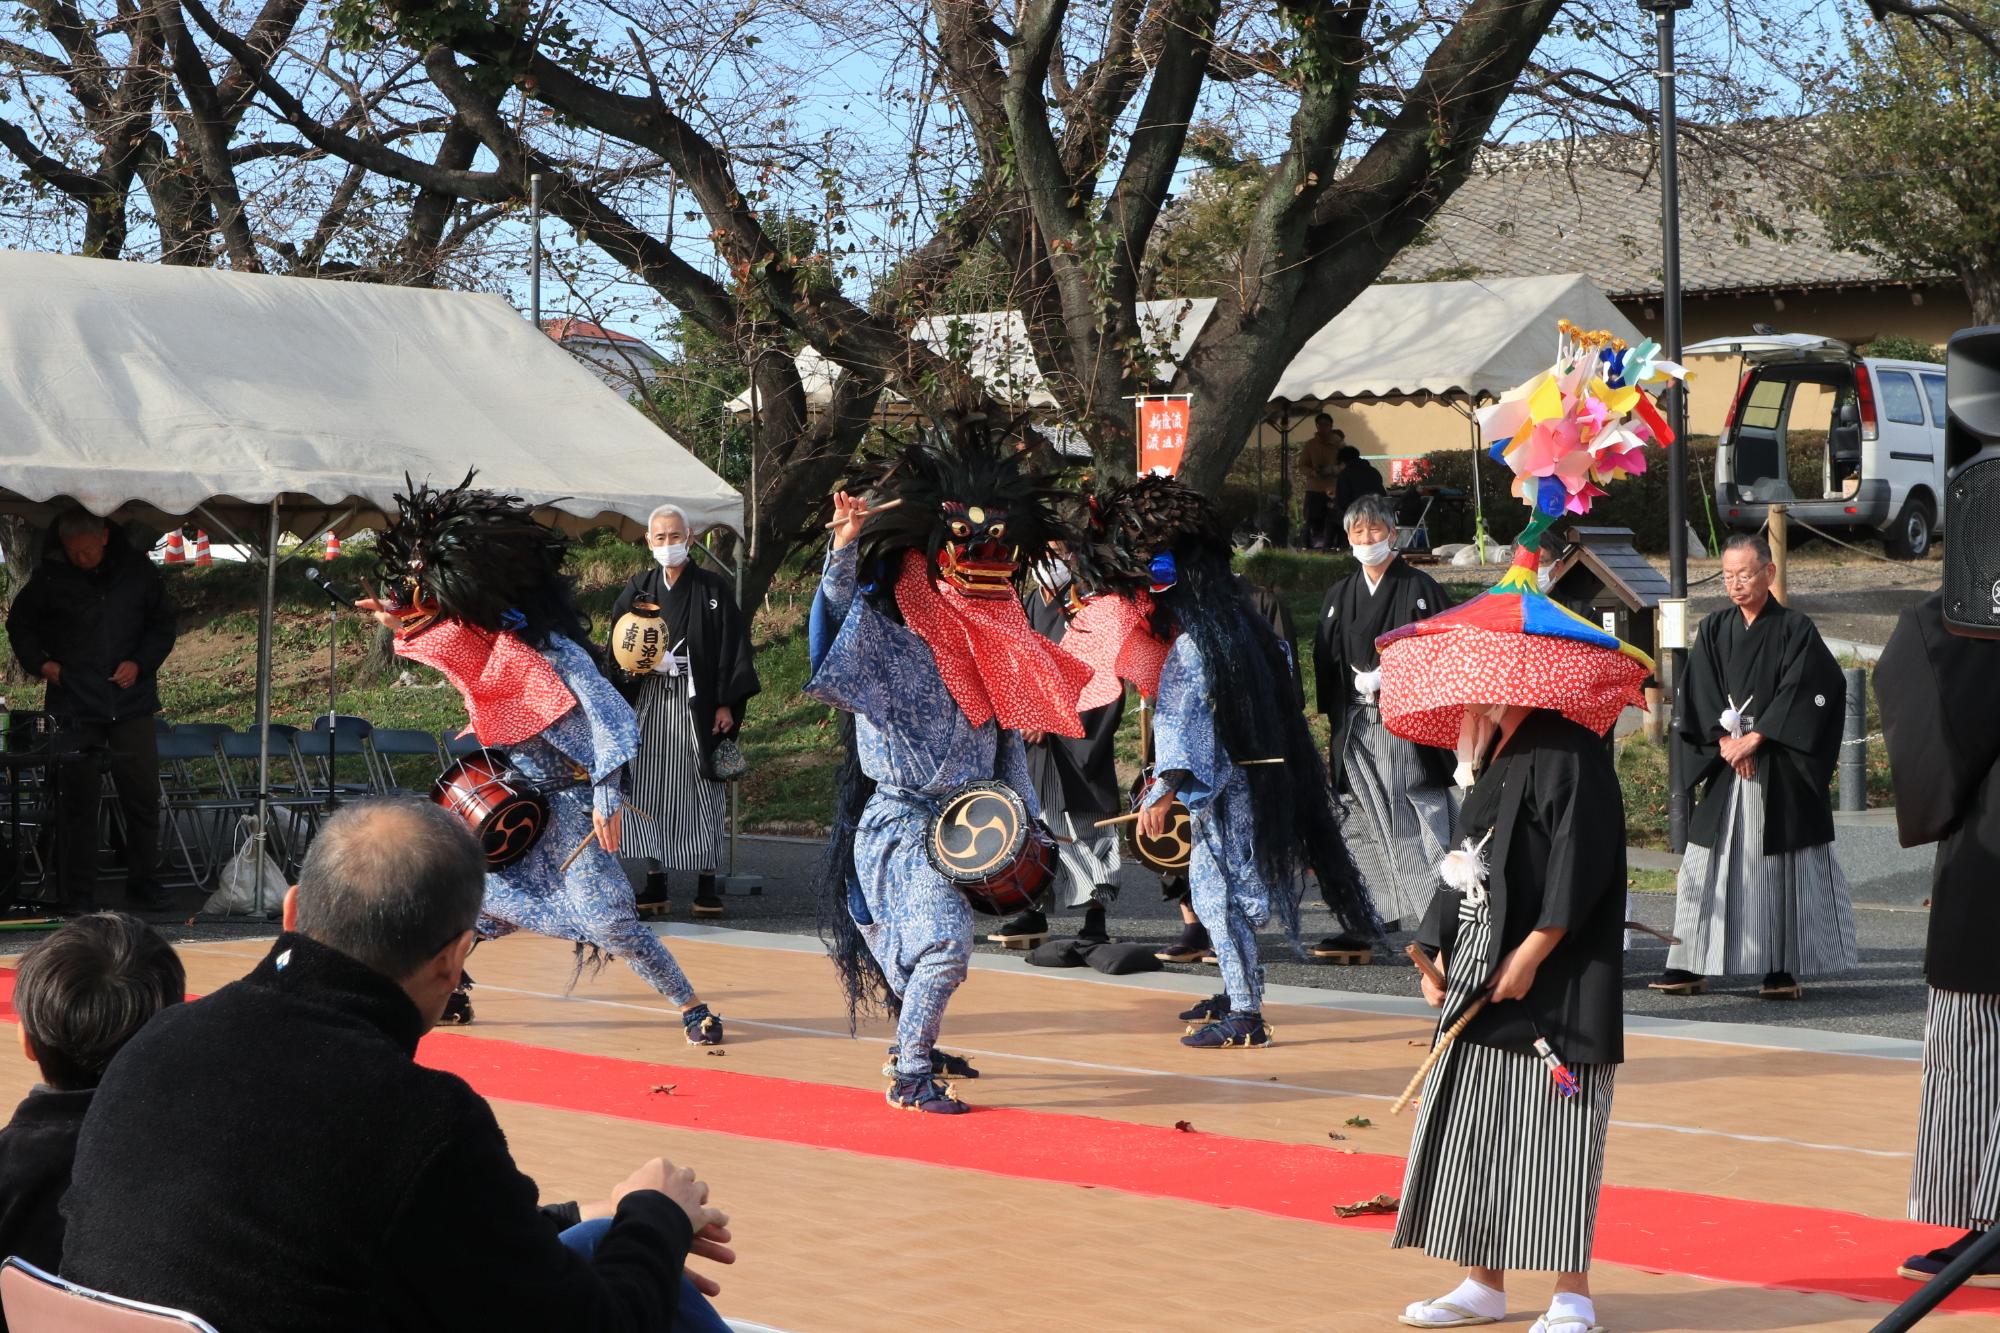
[1696,332,1947,558]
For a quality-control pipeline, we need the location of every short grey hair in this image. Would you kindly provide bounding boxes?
[294,799,486,980]
[1722,532,1773,565]
[1343,493,1399,534]
[647,503,691,532]
[55,509,108,540]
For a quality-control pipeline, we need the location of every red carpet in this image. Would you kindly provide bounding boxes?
[1,967,1992,1315]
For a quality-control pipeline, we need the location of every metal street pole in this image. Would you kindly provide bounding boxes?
[529,173,543,328]
[1647,0,1693,852]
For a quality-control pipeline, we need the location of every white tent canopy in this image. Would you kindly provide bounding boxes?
[0,249,741,537]
[1266,272,1643,409]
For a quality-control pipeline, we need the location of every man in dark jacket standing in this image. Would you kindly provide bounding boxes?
[6,510,177,911]
[61,798,734,1332]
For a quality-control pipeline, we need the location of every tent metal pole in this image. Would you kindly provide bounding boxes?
[252,498,279,915]
[1464,397,1487,562]
[530,174,543,329]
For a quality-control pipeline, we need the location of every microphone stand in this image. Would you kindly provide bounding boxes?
[305,569,350,812]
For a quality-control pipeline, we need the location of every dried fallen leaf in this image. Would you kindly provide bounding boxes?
[706,1050,726,1057]
[1327,1132,1347,1141]
[1333,1147,1358,1155]
[650,1083,677,1095]
[1344,1115,1373,1128]
[1173,1119,1195,1133]
[1334,1192,1399,1219]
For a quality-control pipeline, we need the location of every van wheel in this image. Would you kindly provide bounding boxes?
[1886,494,1935,560]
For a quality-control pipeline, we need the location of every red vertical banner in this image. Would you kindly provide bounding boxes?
[1136,397,1191,477]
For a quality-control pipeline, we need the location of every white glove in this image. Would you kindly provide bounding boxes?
[1453,760,1478,790]
[1353,667,1381,700]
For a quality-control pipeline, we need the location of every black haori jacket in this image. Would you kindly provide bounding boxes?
[60,934,695,1332]
[1877,594,2000,996]
[1676,598,1845,855]
[1417,711,1627,1066]
[608,562,760,775]
[1313,558,1455,793]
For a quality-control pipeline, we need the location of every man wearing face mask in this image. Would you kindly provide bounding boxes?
[1312,494,1455,958]
[606,505,760,920]
[990,547,1126,947]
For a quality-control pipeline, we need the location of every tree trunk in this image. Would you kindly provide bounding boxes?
[1965,265,2000,327]
[0,518,41,684]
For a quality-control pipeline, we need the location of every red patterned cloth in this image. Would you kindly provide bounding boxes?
[1061,591,1168,706]
[394,620,578,746]
[1377,625,1648,750]
[894,551,1092,738]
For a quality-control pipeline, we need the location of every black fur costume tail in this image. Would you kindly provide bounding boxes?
[1089,477,1379,949]
[816,713,898,1030]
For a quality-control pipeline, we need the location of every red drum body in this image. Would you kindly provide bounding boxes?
[923,780,1056,916]
[431,749,550,870]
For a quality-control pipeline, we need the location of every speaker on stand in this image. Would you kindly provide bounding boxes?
[1942,328,2000,638]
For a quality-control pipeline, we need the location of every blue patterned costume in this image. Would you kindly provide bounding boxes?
[1143,633,1270,1015]
[807,542,1039,1078]
[471,634,696,1005]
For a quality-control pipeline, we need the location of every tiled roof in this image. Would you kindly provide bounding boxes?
[541,317,643,345]
[1381,135,1942,298]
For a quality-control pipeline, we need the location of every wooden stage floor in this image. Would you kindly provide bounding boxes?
[9,927,1999,1332]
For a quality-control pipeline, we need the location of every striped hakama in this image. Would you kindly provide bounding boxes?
[1666,770,1857,977]
[1338,701,1453,926]
[1047,811,1121,909]
[1911,987,2000,1230]
[1394,892,1616,1273]
[624,667,727,871]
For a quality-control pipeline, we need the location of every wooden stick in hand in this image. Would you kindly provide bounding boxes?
[1404,942,1446,989]
[1392,997,1488,1115]
[821,497,904,529]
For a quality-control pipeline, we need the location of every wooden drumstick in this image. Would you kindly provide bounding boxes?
[1404,942,1447,988]
[557,829,597,873]
[1392,996,1488,1115]
[822,497,905,529]
[1094,812,1142,828]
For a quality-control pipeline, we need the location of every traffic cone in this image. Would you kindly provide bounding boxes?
[194,530,212,566]
[325,531,342,561]
[163,531,185,564]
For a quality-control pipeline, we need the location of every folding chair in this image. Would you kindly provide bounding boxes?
[154,732,242,888]
[217,732,322,874]
[441,731,485,761]
[293,720,379,802]
[0,1257,220,1332]
[369,728,446,796]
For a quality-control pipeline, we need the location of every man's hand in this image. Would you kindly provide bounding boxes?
[612,1158,730,1277]
[712,705,734,736]
[685,1219,738,1298]
[829,492,868,550]
[1719,730,1762,780]
[593,808,623,855]
[38,661,60,686]
[110,660,139,689]
[1488,944,1542,1003]
[1420,966,1446,1009]
[1020,729,1046,746]
[1137,788,1175,840]
[354,597,403,634]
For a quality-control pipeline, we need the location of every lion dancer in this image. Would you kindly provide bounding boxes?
[1063,478,1378,1047]
[363,474,722,1046]
[807,429,1090,1113]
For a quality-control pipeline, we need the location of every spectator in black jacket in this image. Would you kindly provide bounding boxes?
[5,511,178,911]
[61,798,736,1332]
[0,911,183,1314]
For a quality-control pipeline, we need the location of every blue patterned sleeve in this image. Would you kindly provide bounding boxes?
[539,637,640,818]
[1150,635,1225,812]
[809,542,860,674]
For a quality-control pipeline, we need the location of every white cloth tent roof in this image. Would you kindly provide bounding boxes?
[0,249,741,536]
[725,299,1216,418]
[1267,272,1642,409]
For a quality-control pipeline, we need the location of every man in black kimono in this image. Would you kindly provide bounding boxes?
[606,505,761,918]
[1656,533,1854,999]
[991,558,1126,946]
[1878,593,2000,1287]
[1313,493,1454,956]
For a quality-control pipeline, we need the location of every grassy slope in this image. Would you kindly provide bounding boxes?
[0,540,1887,848]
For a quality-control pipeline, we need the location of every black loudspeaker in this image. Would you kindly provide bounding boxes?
[1942,328,2000,639]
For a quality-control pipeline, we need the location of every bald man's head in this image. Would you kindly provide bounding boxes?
[293,799,486,981]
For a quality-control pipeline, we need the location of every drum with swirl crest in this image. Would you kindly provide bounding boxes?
[431,748,550,869]
[922,780,1056,916]
[1124,773,1192,873]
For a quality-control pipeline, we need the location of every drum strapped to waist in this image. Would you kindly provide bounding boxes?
[1124,773,1192,872]
[432,748,555,869]
[922,780,1056,916]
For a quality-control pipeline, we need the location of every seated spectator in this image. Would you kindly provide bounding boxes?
[0,912,182,1301]
[61,798,735,1332]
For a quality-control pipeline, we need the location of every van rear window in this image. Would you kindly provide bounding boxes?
[1876,370,1927,426]
[1739,378,1787,430]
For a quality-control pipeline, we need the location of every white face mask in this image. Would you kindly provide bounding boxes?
[1040,560,1073,590]
[652,542,689,569]
[1350,539,1393,568]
